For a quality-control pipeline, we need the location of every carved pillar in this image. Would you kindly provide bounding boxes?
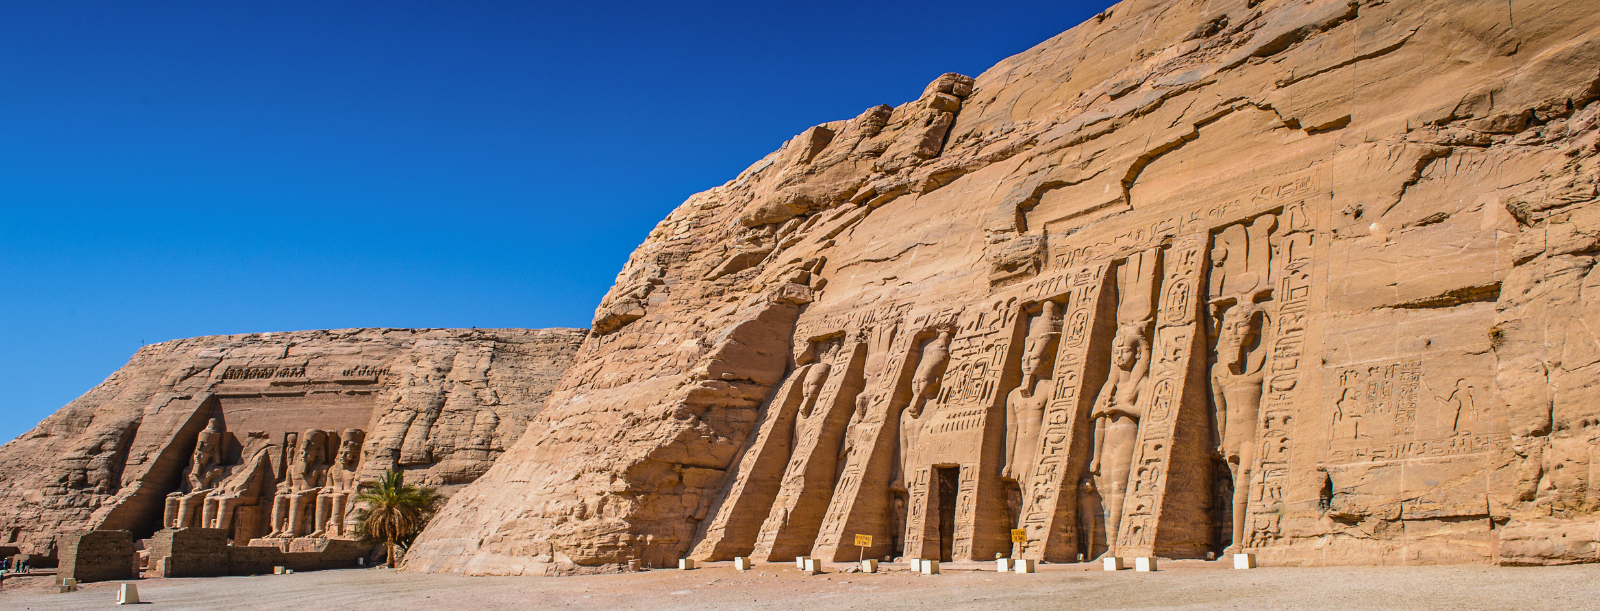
[1116,235,1213,558]
[749,339,869,562]
[689,363,813,560]
[1246,204,1316,551]
[809,316,930,562]
[1015,263,1116,562]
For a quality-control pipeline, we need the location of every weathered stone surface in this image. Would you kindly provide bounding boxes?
[406,0,1600,573]
[0,328,583,556]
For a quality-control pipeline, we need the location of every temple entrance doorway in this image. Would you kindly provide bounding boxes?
[935,466,959,563]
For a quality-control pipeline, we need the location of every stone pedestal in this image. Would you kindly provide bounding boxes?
[1135,557,1157,572]
[1102,557,1124,571]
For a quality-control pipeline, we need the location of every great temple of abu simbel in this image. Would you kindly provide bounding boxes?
[8,0,1600,576]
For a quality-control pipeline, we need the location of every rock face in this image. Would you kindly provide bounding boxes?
[407,0,1600,573]
[0,328,584,556]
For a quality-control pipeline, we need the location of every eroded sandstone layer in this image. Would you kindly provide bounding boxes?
[408,0,1600,573]
[0,328,583,556]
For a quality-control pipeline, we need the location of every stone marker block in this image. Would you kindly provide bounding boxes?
[919,559,940,575]
[274,566,285,575]
[795,556,809,569]
[59,578,78,593]
[627,559,641,572]
[1135,557,1157,572]
[678,558,697,570]
[803,557,823,574]
[860,559,878,573]
[734,557,752,571]
[1102,557,1124,571]
[117,583,140,605]
[1233,553,1256,569]
[1014,559,1036,573]
[995,558,1011,572]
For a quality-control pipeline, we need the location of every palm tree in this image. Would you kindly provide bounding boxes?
[353,470,441,567]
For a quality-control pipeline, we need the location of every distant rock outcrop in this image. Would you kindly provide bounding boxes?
[405,0,1600,574]
[0,328,583,555]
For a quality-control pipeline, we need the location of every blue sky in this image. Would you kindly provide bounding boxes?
[0,1,1111,442]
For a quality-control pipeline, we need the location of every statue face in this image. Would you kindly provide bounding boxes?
[1219,306,1259,359]
[1023,334,1052,377]
[338,434,362,466]
[1112,332,1140,370]
[300,431,328,465]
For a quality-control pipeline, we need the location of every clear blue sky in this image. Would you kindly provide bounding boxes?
[0,1,1111,442]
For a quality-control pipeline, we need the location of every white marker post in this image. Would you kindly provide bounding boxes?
[1233,553,1256,569]
[1134,557,1157,572]
[1102,557,1124,571]
[1014,559,1036,574]
[734,557,752,571]
[117,583,141,605]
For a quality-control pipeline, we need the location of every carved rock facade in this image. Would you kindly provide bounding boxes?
[0,328,583,555]
[408,0,1600,572]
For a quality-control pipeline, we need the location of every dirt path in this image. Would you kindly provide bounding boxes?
[4,560,1597,610]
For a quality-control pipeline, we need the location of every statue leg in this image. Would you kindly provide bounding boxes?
[288,492,311,537]
[268,495,288,537]
[311,494,331,538]
[1230,443,1255,551]
[331,493,348,537]
[163,496,180,530]
[201,495,218,529]
[1098,416,1138,555]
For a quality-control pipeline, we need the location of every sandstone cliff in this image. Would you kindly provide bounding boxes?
[406,0,1600,573]
[0,328,583,556]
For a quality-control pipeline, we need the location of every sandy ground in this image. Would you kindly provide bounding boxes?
[3,560,1598,611]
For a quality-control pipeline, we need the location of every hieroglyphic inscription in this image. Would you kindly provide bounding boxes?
[1245,203,1315,548]
[951,463,980,560]
[902,466,933,559]
[1115,236,1205,555]
[1015,263,1111,561]
[1051,172,1321,269]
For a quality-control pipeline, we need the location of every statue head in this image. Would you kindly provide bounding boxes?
[193,418,224,467]
[1079,476,1096,494]
[1111,325,1147,371]
[800,362,832,417]
[298,430,329,468]
[1218,303,1262,365]
[337,429,365,468]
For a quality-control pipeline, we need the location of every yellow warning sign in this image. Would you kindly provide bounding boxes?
[854,534,873,547]
[1011,529,1028,543]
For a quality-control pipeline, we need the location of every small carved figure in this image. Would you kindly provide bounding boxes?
[1076,476,1102,561]
[1088,324,1150,555]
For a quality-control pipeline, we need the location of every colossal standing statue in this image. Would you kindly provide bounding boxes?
[1208,214,1275,552]
[1087,324,1150,556]
[898,329,952,490]
[1004,301,1062,481]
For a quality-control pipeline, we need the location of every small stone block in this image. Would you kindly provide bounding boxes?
[1102,557,1124,571]
[1014,559,1036,573]
[117,583,140,605]
[1135,557,1157,572]
[860,559,877,573]
[274,566,285,575]
[995,558,1011,572]
[919,559,940,575]
[803,558,823,574]
[734,557,752,571]
[678,558,697,570]
[795,556,809,569]
[1233,553,1256,569]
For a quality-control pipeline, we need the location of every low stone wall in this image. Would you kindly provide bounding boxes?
[148,528,228,578]
[58,530,135,584]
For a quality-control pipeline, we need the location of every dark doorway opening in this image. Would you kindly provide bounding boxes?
[936,466,959,563]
